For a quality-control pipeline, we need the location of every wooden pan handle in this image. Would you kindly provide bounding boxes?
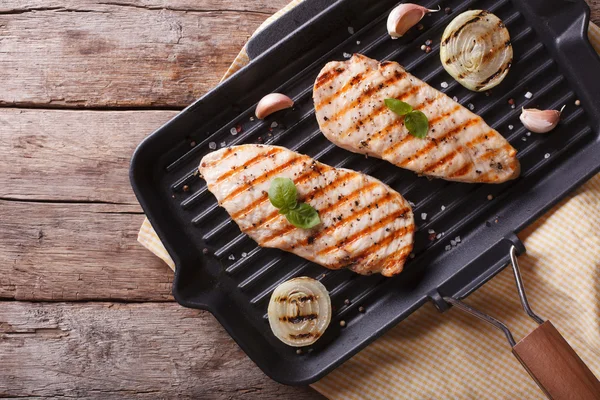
[512,320,600,400]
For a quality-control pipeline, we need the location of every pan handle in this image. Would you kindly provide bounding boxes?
[508,246,600,399]
[444,246,600,399]
[512,320,600,399]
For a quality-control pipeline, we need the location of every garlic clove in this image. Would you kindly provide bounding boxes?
[255,93,294,120]
[387,4,440,39]
[519,107,563,134]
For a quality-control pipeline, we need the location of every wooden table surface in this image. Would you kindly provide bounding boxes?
[1,1,598,398]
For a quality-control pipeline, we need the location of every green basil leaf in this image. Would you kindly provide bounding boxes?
[405,110,429,139]
[279,207,290,215]
[385,98,413,116]
[285,203,321,229]
[268,177,297,210]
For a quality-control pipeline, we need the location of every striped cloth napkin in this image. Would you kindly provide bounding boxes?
[138,2,600,398]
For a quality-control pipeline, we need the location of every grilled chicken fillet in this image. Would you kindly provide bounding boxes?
[200,144,414,277]
[314,54,520,183]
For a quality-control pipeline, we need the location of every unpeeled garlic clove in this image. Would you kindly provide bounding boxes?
[387,4,440,39]
[519,106,564,134]
[255,93,294,119]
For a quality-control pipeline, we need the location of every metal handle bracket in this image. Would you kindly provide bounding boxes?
[443,245,545,347]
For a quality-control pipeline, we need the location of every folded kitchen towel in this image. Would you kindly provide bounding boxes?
[137,3,600,398]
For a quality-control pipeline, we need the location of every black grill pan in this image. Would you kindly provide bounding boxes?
[130,0,600,385]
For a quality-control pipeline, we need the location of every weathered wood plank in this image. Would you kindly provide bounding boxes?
[0,0,288,13]
[0,1,597,109]
[0,301,325,399]
[0,200,172,301]
[590,0,600,22]
[0,109,177,204]
[0,0,289,108]
[0,2,599,398]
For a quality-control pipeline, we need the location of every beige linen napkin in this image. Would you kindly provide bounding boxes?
[138,3,600,397]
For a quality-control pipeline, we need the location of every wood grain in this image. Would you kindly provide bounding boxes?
[0,109,176,203]
[0,301,325,399]
[0,0,289,109]
[590,0,600,22]
[513,321,600,400]
[0,1,596,109]
[0,199,172,301]
[1,1,599,399]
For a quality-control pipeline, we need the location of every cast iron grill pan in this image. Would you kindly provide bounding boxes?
[130,0,600,385]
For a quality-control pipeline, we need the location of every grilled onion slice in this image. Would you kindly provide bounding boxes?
[267,277,331,347]
[440,10,512,92]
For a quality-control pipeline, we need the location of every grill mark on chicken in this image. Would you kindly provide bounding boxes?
[309,192,395,243]
[315,67,346,90]
[478,143,513,161]
[314,55,520,184]
[250,208,291,236]
[336,85,434,145]
[354,85,425,133]
[233,161,327,220]
[320,69,407,128]
[421,149,461,174]
[315,71,370,112]
[318,207,412,255]
[380,245,413,275]
[262,225,296,245]
[317,182,378,215]
[230,168,321,220]
[347,86,425,140]
[342,238,413,272]
[465,132,493,149]
[369,119,403,143]
[506,158,519,175]
[200,145,414,276]
[305,173,355,202]
[261,177,391,247]
[369,100,456,146]
[449,163,473,178]
[222,156,303,203]
[384,83,423,105]
[429,104,462,125]
[201,147,237,169]
[259,173,362,243]
[477,169,500,183]
[378,104,462,155]
[256,180,382,247]
[255,172,359,240]
[215,148,281,184]
[395,118,480,165]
